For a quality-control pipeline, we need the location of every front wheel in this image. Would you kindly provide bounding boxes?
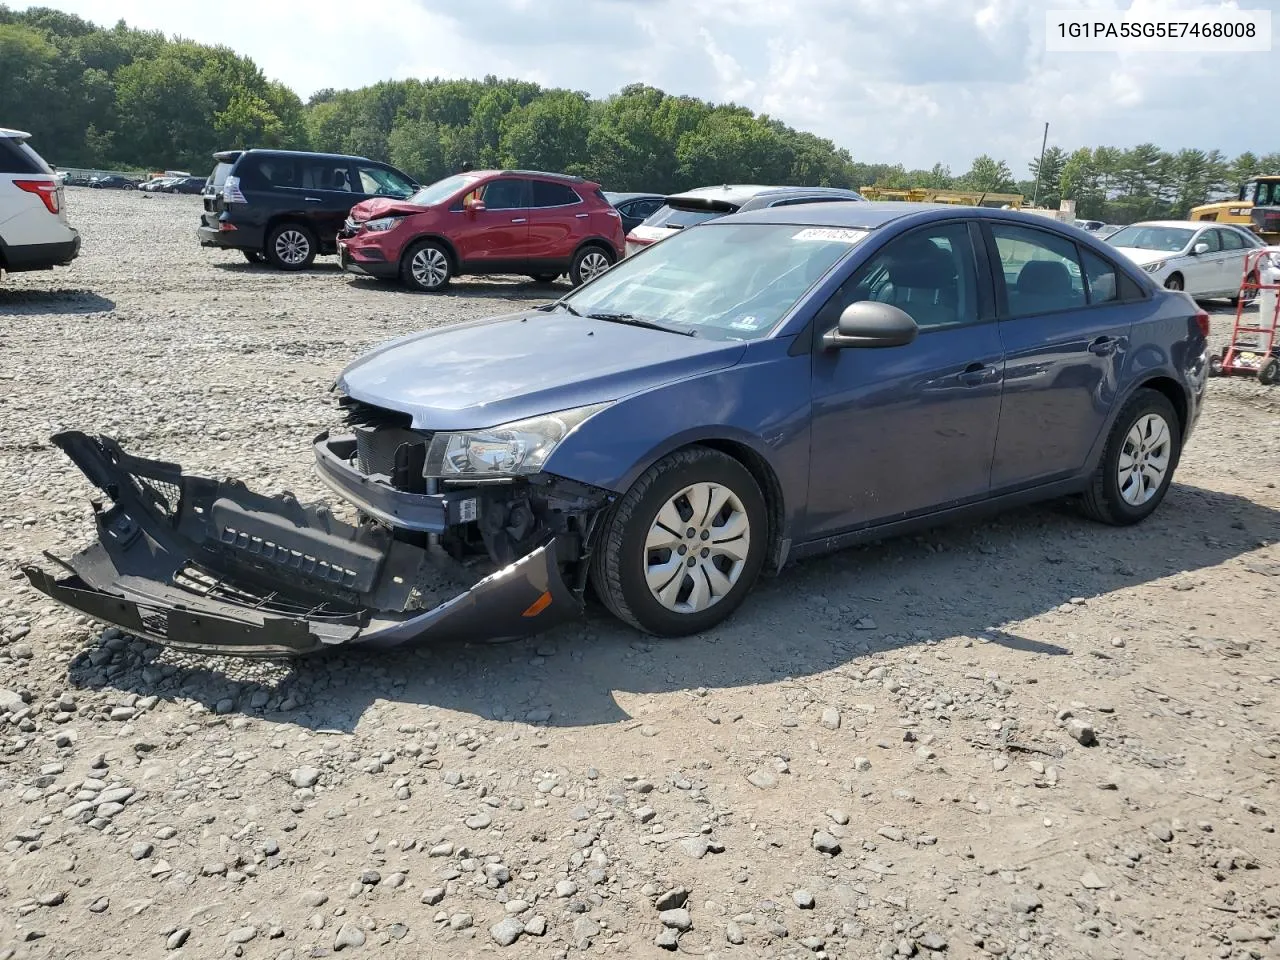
[569,246,613,287]
[1230,271,1259,307]
[1081,388,1181,526]
[1164,274,1184,292]
[401,240,452,292]
[530,273,560,284]
[266,223,317,270]
[590,447,767,637]
[1259,356,1279,386]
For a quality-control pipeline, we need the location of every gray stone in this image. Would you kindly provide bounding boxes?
[792,889,815,909]
[464,812,492,830]
[334,923,366,950]
[726,921,745,944]
[490,918,524,946]
[919,932,948,951]
[166,928,190,950]
[1010,891,1041,914]
[421,887,445,905]
[820,707,841,730]
[681,836,710,859]
[655,887,688,911]
[229,926,257,944]
[130,841,153,860]
[747,768,777,789]
[1065,718,1096,746]
[656,928,680,950]
[555,879,579,898]
[659,908,692,931]
[812,831,842,854]
[291,766,321,788]
[1079,870,1108,890]
[573,916,601,943]
[524,916,547,936]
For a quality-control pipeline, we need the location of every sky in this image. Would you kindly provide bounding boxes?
[13,0,1280,176]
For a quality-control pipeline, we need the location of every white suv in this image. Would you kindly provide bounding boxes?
[0,127,80,276]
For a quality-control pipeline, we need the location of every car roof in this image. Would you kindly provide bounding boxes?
[1127,220,1216,229]
[0,128,31,139]
[723,200,966,229]
[220,148,376,163]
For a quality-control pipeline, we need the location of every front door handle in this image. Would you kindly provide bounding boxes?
[510,217,527,223]
[576,213,589,218]
[958,362,997,386]
[303,197,322,202]
[1088,336,1119,356]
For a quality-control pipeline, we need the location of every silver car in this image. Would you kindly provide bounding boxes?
[1107,220,1265,302]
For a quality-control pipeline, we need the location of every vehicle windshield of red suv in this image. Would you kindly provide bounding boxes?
[408,173,482,207]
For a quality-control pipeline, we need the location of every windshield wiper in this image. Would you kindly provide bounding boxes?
[537,301,581,316]
[585,312,696,336]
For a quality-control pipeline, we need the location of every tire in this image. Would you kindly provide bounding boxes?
[1230,271,1259,307]
[1164,274,1184,292]
[242,250,265,264]
[569,245,614,287]
[401,240,452,292]
[530,273,560,284]
[1081,388,1181,526]
[1208,353,1224,377]
[589,446,767,637]
[1259,357,1280,386]
[265,223,317,271]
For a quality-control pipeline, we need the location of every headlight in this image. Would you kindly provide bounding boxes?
[365,216,403,233]
[1141,260,1166,274]
[424,403,611,478]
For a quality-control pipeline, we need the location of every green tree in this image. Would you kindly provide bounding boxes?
[1028,145,1066,207]
[957,155,1015,192]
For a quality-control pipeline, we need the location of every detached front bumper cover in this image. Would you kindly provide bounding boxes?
[23,432,580,657]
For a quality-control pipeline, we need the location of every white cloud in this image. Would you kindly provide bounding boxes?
[12,0,1279,177]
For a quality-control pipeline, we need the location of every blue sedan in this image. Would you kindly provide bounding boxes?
[27,203,1210,655]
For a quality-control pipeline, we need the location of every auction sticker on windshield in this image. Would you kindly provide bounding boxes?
[792,228,869,243]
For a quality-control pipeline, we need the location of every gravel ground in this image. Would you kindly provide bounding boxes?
[1,188,1279,960]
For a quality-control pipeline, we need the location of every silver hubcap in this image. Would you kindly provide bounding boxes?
[274,230,310,265]
[644,482,751,614]
[578,251,610,283]
[412,247,449,288]
[1118,413,1171,506]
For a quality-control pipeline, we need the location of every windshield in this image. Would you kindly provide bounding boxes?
[562,222,869,341]
[640,204,724,230]
[408,173,481,207]
[1107,225,1194,252]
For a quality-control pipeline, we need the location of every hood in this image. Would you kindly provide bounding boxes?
[350,197,424,221]
[1112,246,1177,267]
[336,309,746,431]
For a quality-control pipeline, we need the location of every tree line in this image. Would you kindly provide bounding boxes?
[3,5,1277,223]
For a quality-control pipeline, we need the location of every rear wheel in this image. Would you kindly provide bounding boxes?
[266,223,317,270]
[401,240,452,292]
[1259,356,1279,386]
[530,273,560,284]
[242,250,265,264]
[1164,274,1184,292]
[1230,271,1259,307]
[569,245,613,287]
[589,447,767,637]
[1081,388,1181,526]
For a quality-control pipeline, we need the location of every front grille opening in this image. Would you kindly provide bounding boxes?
[173,562,364,622]
[339,396,413,430]
[127,472,181,517]
[338,397,430,493]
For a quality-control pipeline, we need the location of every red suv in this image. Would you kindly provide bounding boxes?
[338,169,625,291]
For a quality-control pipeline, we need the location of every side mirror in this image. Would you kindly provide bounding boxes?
[465,198,485,215]
[1192,242,1209,255]
[822,301,919,350]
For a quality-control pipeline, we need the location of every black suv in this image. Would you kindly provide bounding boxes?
[198,149,419,270]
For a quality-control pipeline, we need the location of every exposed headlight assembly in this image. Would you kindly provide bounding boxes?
[424,403,611,478]
[364,216,404,233]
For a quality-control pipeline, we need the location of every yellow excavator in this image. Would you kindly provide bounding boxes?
[859,186,1027,208]
[1189,175,1280,244]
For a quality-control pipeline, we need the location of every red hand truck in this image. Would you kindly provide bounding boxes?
[1209,248,1280,385]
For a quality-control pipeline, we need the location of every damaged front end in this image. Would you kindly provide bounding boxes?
[24,429,611,657]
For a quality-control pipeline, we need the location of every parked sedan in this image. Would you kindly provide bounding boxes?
[603,191,665,234]
[165,176,207,194]
[1107,220,1265,302]
[25,203,1208,656]
[90,175,139,190]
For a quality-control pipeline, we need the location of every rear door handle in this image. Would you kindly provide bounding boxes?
[576,213,589,218]
[511,217,527,223]
[304,197,322,202]
[1088,336,1119,356]
[958,362,998,386]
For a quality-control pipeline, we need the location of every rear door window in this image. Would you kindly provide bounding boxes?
[530,181,580,207]
[302,159,354,192]
[989,223,1087,317]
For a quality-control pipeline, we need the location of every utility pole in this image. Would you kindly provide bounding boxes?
[1031,122,1049,207]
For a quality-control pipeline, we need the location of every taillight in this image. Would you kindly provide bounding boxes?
[14,179,59,214]
[1194,311,1210,337]
[222,175,246,204]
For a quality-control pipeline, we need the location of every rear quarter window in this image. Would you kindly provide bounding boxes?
[0,138,49,174]
[208,161,235,188]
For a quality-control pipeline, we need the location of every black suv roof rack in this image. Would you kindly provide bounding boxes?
[499,169,586,183]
